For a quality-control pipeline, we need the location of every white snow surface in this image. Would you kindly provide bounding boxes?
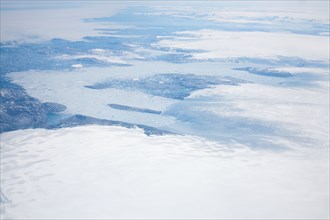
[0,2,129,43]
[150,1,330,22]
[189,83,330,148]
[1,126,329,219]
[153,30,330,61]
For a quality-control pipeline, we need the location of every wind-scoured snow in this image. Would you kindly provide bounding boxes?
[1,1,329,219]
[1,126,329,219]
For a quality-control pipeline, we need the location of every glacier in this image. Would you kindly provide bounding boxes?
[0,1,329,219]
[1,126,329,219]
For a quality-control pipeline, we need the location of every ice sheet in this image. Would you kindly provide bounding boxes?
[1,126,329,219]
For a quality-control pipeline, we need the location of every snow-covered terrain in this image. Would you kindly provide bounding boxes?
[1,1,329,219]
[153,30,330,61]
[1,126,329,219]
